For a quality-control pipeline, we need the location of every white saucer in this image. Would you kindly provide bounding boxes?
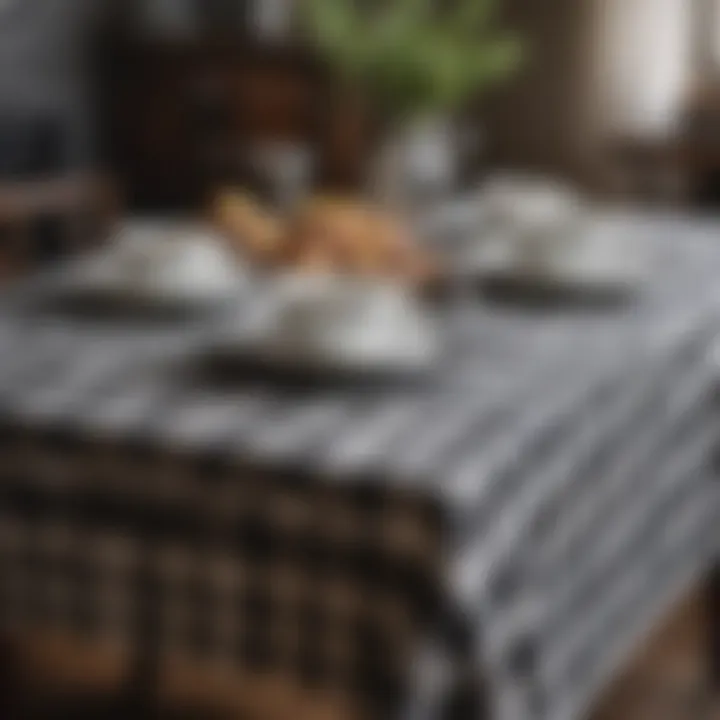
[65,223,245,310]
[214,275,440,377]
[463,215,647,297]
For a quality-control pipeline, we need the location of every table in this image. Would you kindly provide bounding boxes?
[0,213,718,720]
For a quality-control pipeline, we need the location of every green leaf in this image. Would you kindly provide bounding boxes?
[377,0,434,34]
[450,0,500,35]
[302,0,524,116]
[472,34,525,88]
[303,0,353,48]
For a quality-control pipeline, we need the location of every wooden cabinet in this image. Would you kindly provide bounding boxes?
[98,38,373,211]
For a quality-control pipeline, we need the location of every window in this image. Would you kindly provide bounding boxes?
[594,0,692,135]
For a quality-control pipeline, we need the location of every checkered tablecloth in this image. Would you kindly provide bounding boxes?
[0,212,718,720]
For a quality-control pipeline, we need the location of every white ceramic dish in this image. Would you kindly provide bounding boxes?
[65,223,245,309]
[464,214,647,297]
[419,175,589,275]
[215,274,440,376]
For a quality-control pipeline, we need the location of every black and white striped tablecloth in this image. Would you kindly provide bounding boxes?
[0,213,718,720]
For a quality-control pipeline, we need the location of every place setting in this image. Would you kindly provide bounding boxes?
[29,219,249,322]
[426,175,651,308]
[12,172,655,395]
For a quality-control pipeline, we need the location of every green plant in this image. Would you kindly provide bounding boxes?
[303,0,524,121]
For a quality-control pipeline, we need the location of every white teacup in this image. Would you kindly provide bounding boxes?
[479,176,586,270]
[269,275,436,366]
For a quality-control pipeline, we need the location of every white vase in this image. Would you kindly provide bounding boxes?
[372,115,462,211]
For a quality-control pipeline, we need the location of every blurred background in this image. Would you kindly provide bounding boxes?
[72,2,720,198]
[92,0,720,208]
[0,0,715,212]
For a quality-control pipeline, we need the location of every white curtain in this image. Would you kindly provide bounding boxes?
[592,0,693,137]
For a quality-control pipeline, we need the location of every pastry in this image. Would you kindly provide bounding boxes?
[212,190,284,264]
[210,190,441,289]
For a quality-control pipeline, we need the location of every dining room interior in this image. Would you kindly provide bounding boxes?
[0,1,719,720]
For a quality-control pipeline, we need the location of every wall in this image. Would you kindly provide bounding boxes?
[482,0,596,183]
[0,0,102,167]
